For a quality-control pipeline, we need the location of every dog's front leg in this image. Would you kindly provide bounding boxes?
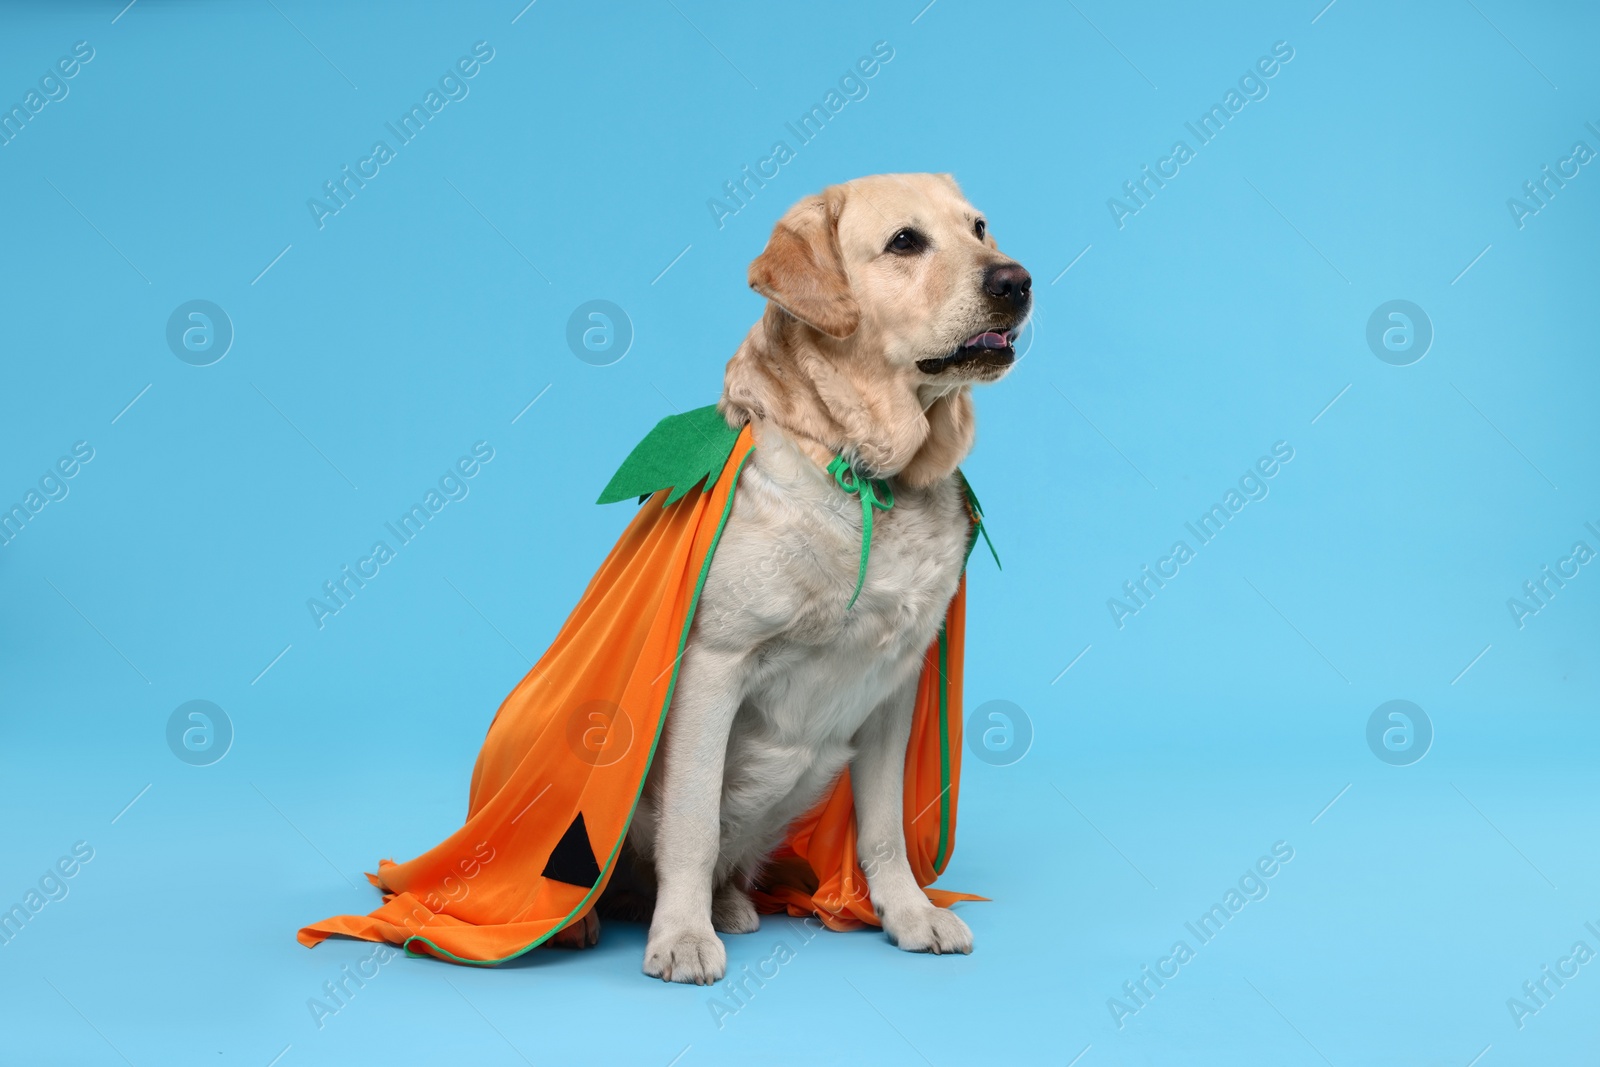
[642,643,744,984]
[850,678,973,955]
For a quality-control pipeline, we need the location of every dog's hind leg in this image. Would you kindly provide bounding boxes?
[546,909,601,949]
[711,881,760,934]
[597,839,657,923]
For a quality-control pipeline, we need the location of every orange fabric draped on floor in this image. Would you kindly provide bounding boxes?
[298,423,979,965]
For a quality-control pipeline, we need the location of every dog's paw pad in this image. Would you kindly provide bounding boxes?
[884,907,972,955]
[643,925,727,984]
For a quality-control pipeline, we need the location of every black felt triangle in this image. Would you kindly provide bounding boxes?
[541,812,602,888]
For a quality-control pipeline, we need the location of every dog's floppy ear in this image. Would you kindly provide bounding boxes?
[747,188,859,340]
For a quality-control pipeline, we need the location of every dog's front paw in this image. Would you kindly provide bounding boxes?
[643,922,727,984]
[883,906,972,955]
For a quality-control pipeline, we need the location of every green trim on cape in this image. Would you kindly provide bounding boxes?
[598,404,998,580]
[585,403,993,905]
[401,443,759,967]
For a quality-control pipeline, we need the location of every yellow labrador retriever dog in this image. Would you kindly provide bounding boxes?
[597,173,1030,983]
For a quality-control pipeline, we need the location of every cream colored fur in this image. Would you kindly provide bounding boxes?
[611,174,1029,983]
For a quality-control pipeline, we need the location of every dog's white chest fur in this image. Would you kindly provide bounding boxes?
[635,428,970,879]
[625,172,1017,981]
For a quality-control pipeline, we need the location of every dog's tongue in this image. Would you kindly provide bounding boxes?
[963,331,1010,350]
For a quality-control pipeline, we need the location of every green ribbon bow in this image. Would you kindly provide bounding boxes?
[827,455,895,612]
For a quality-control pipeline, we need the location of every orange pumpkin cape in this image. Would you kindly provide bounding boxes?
[298,405,996,965]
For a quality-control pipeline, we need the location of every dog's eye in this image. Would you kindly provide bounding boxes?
[974,219,986,240]
[886,228,925,255]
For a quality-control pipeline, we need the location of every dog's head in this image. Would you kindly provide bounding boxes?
[726,174,1027,485]
[747,173,1030,385]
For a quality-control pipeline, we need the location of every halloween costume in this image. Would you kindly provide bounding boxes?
[298,405,994,965]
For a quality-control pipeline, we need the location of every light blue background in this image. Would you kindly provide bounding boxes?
[2,1,1597,1064]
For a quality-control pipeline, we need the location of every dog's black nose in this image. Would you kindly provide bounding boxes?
[984,263,1032,308]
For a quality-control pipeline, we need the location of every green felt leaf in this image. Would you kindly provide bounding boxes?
[596,404,743,506]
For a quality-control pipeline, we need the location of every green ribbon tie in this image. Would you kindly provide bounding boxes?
[827,455,894,611]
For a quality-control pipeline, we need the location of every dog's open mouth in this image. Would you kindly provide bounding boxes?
[916,327,1020,374]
